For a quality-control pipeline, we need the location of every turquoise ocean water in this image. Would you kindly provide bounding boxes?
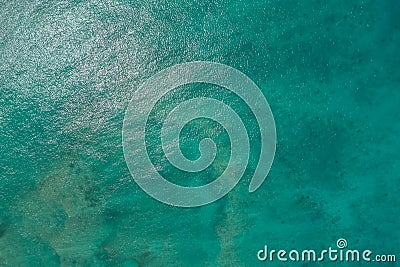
[1,0,399,266]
